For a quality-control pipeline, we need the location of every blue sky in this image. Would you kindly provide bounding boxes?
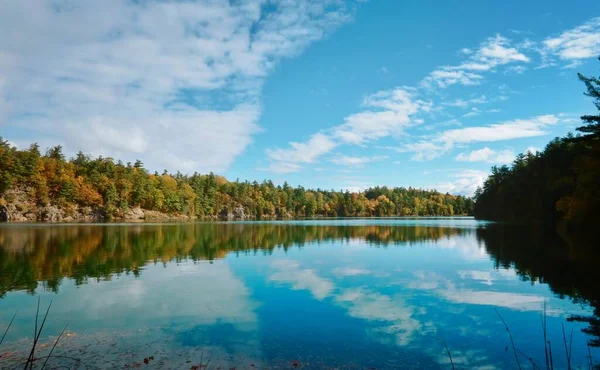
[1,0,600,195]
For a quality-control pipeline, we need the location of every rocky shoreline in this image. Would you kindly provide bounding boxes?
[0,189,289,223]
[2,203,194,223]
[0,189,194,222]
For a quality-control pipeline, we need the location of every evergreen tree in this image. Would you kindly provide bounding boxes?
[475,56,600,227]
[576,57,600,141]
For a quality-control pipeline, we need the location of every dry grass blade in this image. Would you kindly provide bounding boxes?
[495,309,522,370]
[562,323,572,370]
[543,301,550,370]
[439,337,455,370]
[548,341,554,370]
[1,311,17,346]
[515,348,542,370]
[41,324,68,370]
[588,340,595,370]
[34,297,40,343]
[569,327,573,368]
[9,355,86,370]
[24,300,53,370]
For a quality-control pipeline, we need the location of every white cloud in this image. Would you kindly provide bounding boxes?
[452,169,489,178]
[455,147,515,164]
[477,35,530,64]
[505,65,527,74]
[4,140,18,149]
[444,95,488,108]
[0,0,357,173]
[420,118,462,132]
[422,35,529,89]
[445,99,469,108]
[424,69,484,88]
[330,155,388,167]
[448,104,501,118]
[259,161,303,174]
[263,22,595,176]
[463,108,480,118]
[402,142,449,161]
[67,105,261,172]
[263,87,424,172]
[399,115,559,163]
[378,66,390,74]
[438,114,560,144]
[265,132,337,172]
[333,88,425,145]
[266,133,337,164]
[544,17,600,61]
[434,170,489,196]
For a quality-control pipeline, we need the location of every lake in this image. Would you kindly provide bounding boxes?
[0,219,598,369]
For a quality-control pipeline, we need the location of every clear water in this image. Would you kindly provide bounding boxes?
[0,219,598,369]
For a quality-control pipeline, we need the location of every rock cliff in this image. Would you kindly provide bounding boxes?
[0,188,192,222]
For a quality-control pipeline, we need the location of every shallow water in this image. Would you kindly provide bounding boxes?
[0,219,598,369]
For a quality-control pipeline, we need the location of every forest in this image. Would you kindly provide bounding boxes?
[474,57,600,227]
[0,140,474,220]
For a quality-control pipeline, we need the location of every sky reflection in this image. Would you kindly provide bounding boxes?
[0,221,598,369]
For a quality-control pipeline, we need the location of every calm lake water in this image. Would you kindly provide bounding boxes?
[0,219,599,369]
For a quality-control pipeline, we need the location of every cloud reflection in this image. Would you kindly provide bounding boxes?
[331,267,371,277]
[457,269,517,286]
[60,260,259,330]
[269,259,425,345]
[335,288,426,345]
[269,259,334,300]
[407,269,589,316]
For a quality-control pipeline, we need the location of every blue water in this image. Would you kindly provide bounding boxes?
[0,219,598,369]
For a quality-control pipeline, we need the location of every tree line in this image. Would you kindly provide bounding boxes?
[474,57,600,227]
[0,141,474,220]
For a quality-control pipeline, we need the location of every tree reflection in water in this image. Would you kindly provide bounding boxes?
[1,222,599,347]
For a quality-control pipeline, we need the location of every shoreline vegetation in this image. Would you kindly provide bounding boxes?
[473,58,600,232]
[0,144,474,223]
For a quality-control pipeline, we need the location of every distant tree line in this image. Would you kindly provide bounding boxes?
[0,141,474,220]
[474,57,600,226]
